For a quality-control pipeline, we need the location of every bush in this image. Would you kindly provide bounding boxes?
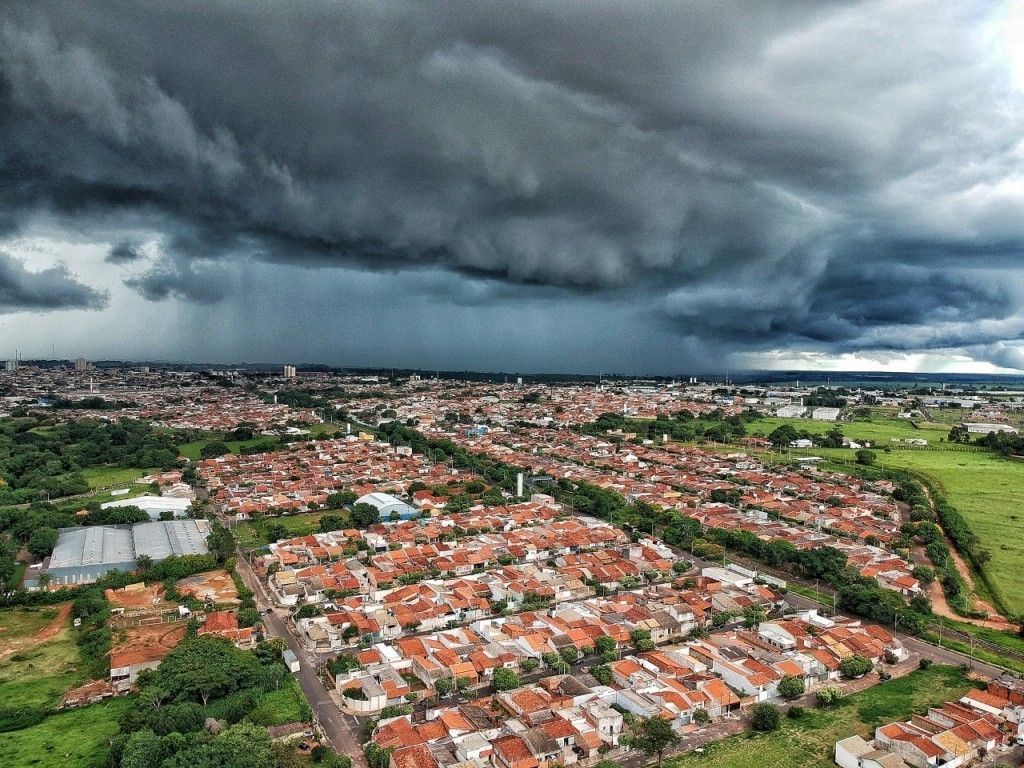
[787,705,806,719]
[816,686,843,707]
[750,703,781,732]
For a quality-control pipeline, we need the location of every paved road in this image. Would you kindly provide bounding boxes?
[235,553,367,766]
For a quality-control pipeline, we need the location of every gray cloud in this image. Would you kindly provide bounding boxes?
[105,239,144,264]
[0,250,107,312]
[123,253,231,304]
[0,1,1023,369]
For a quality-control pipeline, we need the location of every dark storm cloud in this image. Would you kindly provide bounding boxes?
[123,254,231,304]
[0,1,1023,367]
[105,240,144,264]
[0,250,107,312]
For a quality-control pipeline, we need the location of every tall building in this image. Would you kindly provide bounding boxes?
[4,359,16,373]
[283,364,296,378]
[74,356,90,371]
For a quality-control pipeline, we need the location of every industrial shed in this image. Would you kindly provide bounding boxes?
[43,519,211,586]
[355,492,418,521]
[101,495,193,520]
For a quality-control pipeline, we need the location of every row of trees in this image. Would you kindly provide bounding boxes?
[580,410,756,444]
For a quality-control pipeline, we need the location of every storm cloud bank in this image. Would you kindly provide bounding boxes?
[1,1,1023,370]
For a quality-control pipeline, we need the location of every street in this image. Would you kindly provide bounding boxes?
[235,551,368,766]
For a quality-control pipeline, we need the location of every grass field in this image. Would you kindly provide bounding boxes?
[177,436,286,461]
[247,677,310,725]
[0,698,130,768]
[664,665,974,768]
[79,466,154,490]
[234,511,336,548]
[749,415,953,446]
[0,605,86,715]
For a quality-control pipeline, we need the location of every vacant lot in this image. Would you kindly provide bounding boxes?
[234,512,335,548]
[664,665,974,768]
[79,466,153,490]
[0,605,86,715]
[1,697,130,768]
[176,569,239,604]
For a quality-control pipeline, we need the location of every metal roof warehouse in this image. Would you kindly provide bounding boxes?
[43,519,211,586]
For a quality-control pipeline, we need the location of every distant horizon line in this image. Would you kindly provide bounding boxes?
[5,357,1024,382]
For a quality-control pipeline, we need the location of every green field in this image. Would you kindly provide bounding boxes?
[749,415,953,447]
[665,665,974,768]
[177,436,285,461]
[780,442,1024,617]
[0,605,86,715]
[0,697,130,768]
[79,466,154,490]
[234,512,334,548]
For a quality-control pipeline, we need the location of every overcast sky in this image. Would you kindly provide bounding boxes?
[1,0,1024,374]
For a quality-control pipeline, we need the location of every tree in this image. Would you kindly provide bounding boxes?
[750,702,781,732]
[120,728,164,768]
[493,667,521,691]
[948,425,970,444]
[594,635,617,656]
[181,465,199,486]
[855,449,877,466]
[326,490,357,509]
[839,655,873,679]
[768,424,799,448]
[434,677,455,697]
[632,716,680,767]
[743,605,767,628]
[319,513,346,533]
[199,441,231,459]
[777,674,805,700]
[27,526,59,559]
[692,708,711,725]
[591,664,614,686]
[349,502,380,528]
[151,635,261,706]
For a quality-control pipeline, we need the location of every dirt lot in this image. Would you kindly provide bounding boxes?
[109,621,188,660]
[105,582,170,611]
[176,570,239,604]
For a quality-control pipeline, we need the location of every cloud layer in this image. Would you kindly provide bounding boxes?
[0,1,1023,370]
[0,251,107,313]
